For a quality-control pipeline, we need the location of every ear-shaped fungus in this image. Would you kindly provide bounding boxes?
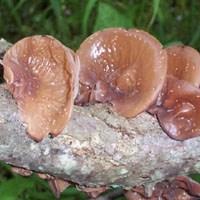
[171,176,200,197]
[75,28,167,117]
[166,44,200,87]
[125,176,200,199]
[156,76,200,140]
[2,35,80,141]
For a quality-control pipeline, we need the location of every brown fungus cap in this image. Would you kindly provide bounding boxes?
[2,35,80,141]
[76,28,167,118]
[148,44,200,115]
[156,76,200,141]
[166,44,200,87]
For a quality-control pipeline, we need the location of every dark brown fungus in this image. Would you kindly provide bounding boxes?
[171,176,200,197]
[75,27,167,118]
[166,44,200,87]
[125,176,200,199]
[156,76,200,140]
[2,35,80,141]
[148,45,200,115]
[149,45,200,140]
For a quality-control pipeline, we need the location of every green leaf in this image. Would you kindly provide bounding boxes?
[93,2,133,32]
[147,0,160,30]
[189,173,200,183]
[60,186,88,199]
[82,0,98,37]
[50,0,62,19]
[0,176,34,200]
[189,22,200,46]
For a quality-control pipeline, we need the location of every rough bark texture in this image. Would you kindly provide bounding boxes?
[0,39,200,190]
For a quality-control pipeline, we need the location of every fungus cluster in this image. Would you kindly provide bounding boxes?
[2,28,200,142]
[2,28,200,199]
[151,76,200,140]
[125,176,200,199]
[149,45,200,140]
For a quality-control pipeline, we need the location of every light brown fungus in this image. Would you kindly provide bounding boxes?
[166,44,200,87]
[75,28,167,117]
[2,35,80,141]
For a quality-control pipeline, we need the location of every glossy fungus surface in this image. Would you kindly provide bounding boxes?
[156,76,200,140]
[76,28,167,117]
[166,44,200,87]
[3,35,79,141]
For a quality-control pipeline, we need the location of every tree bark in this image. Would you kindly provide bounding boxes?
[0,39,200,190]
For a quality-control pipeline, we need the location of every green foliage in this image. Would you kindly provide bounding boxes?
[82,0,98,37]
[189,173,200,183]
[93,2,133,31]
[147,0,160,30]
[0,162,88,200]
[0,176,34,200]
[1,0,200,199]
[0,0,200,50]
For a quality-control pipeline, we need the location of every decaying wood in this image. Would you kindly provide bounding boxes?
[0,39,200,191]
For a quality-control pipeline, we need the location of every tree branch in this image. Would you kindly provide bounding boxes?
[0,83,200,188]
[0,39,200,190]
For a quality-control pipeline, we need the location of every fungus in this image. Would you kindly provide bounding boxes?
[48,178,71,198]
[37,173,71,198]
[12,166,33,176]
[155,76,200,140]
[166,44,200,87]
[149,45,200,140]
[125,176,200,199]
[171,176,200,197]
[75,27,167,117]
[2,35,80,141]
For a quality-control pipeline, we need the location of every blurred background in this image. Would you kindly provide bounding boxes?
[0,0,200,199]
[1,0,200,51]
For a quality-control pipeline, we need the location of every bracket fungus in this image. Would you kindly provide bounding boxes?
[37,173,71,198]
[154,76,200,141]
[149,45,200,140]
[166,44,200,87]
[125,176,200,200]
[75,27,167,118]
[2,35,80,141]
